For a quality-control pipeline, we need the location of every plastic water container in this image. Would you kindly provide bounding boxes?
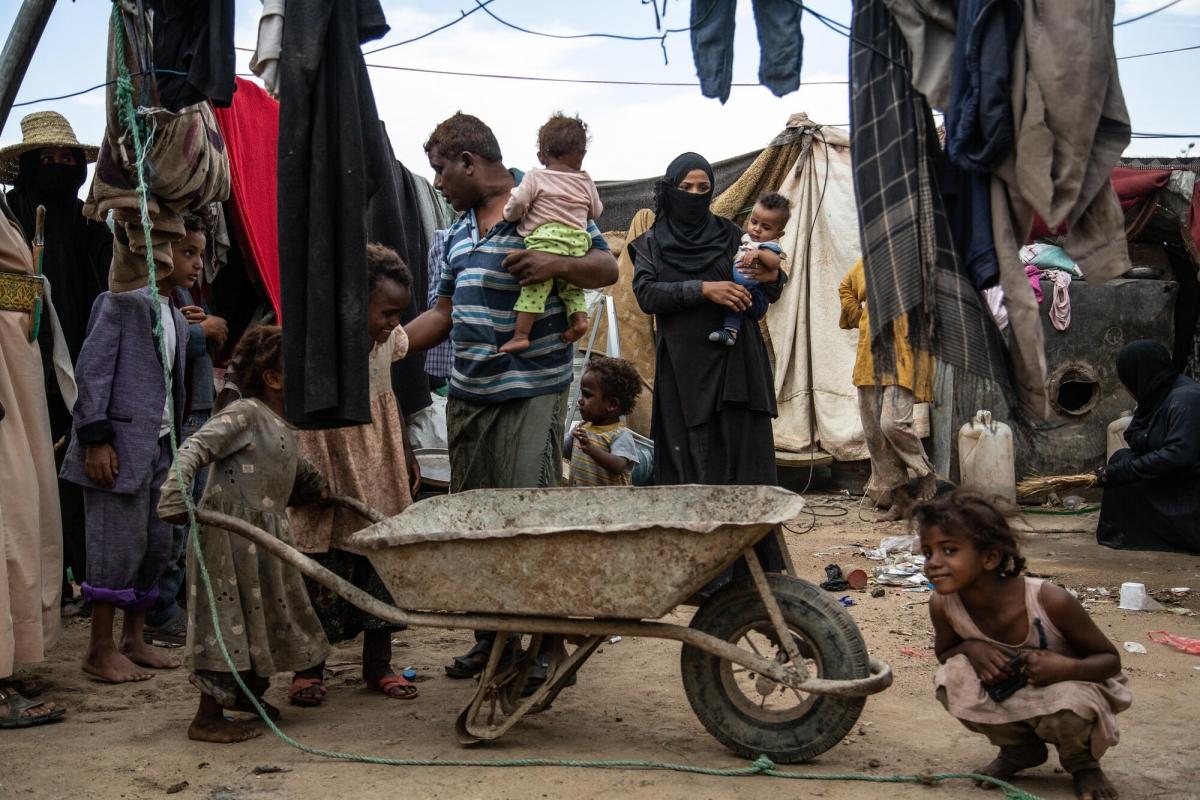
[958,410,1015,504]
[1106,411,1133,461]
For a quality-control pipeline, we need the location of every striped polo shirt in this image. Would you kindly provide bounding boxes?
[437,177,608,404]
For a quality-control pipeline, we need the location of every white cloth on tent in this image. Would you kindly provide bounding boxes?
[766,124,868,461]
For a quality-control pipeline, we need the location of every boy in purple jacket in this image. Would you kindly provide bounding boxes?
[60,269,188,682]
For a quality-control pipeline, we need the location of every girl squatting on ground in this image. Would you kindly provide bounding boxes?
[915,491,1131,800]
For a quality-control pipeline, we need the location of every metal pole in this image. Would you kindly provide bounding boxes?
[0,0,58,135]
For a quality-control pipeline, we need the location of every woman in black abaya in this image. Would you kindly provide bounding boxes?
[1096,340,1200,553]
[629,152,787,574]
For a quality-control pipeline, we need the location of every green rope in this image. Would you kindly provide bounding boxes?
[109,5,1040,799]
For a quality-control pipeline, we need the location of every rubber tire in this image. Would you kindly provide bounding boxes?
[680,574,869,763]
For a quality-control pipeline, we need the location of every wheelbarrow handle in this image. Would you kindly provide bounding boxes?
[324,494,387,524]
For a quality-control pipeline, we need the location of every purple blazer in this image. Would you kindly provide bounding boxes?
[60,289,188,495]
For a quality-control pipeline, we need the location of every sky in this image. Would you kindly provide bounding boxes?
[2,0,1198,185]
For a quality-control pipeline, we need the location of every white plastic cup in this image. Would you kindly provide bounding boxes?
[1119,582,1149,610]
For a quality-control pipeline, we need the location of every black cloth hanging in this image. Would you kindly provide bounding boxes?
[277,0,389,429]
[365,124,432,418]
[147,0,237,111]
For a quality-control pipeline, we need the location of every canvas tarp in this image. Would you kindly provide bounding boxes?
[766,123,867,460]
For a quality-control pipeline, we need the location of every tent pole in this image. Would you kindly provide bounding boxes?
[0,0,58,135]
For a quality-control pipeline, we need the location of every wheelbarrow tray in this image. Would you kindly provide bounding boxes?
[345,485,805,619]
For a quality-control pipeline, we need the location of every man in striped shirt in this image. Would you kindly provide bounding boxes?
[405,113,618,678]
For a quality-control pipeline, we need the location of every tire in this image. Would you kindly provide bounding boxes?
[680,574,869,763]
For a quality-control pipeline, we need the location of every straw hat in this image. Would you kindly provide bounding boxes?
[0,111,99,185]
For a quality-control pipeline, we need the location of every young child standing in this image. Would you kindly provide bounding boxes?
[60,262,190,682]
[915,491,1130,800]
[565,356,642,486]
[288,244,420,706]
[158,325,330,743]
[708,192,790,346]
[500,113,603,354]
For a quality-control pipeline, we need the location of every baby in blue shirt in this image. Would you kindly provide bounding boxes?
[709,192,791,346]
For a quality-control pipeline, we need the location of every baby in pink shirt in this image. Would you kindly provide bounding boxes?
[500,114,603,354]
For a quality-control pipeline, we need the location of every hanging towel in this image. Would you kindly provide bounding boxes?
[1049,270,1071,331]
[211,77,282,320]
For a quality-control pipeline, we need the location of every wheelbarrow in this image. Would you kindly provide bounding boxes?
[196,485,892,763]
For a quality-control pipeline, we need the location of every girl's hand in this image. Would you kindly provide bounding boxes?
[702,281,752,311]
[961,640,1015,684]
[1021,650,1078,686]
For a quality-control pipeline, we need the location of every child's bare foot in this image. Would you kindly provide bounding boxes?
[121,639,181,670]
[83,650,154,683]
[188,715,263,743]
[561,312,589,343]
[499,334,531,354]
[1072,767,1117,800]
[974,744,1048,789]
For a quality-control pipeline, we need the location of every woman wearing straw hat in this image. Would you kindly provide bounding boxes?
[1,111,113,614]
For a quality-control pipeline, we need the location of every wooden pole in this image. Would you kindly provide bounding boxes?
[0,0,58,136]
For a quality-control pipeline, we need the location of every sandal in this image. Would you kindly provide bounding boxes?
[373,674,418,700]
[287,676,327,707]
[143,609,188,646]
[445,639,518,679]
[0,688,65,729]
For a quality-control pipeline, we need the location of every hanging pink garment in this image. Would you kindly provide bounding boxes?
[1024,265,1044,303]
[1049,271,1071,331]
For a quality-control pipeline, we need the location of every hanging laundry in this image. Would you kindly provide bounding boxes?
[1024,265,1043,304]
[211,77,282,319]
[146,0,237,111]
[983,285,1008,330]
[250,0,285,97]
[1048,271,1071,331]
[85,5,230,292]
[276,0,390,429]
[690,0,803,104]
[1019,242,1081,278]
[365,125,431,419]
[939,0,1022,291]
[850,0,1011,405]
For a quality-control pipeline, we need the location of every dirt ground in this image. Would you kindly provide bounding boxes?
[4,497,1199,800]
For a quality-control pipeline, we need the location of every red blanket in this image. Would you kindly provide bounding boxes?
[212,78,282,319]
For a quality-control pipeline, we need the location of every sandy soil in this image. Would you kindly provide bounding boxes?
[3,498,1198,800]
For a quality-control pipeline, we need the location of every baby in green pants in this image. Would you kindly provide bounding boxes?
[500,113,604,354]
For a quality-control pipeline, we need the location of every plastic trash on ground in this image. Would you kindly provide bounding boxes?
[1119,582,1165,611]
[1123,642,1148,655]
[1147,631,1200,655]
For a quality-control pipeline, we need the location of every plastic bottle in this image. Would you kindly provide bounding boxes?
[958,410,1015,504]
[1106,410,1133,461]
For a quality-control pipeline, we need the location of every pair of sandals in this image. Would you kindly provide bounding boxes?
[0,680,65,729]
[288,672,418,706]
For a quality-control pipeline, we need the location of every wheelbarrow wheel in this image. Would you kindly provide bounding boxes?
[680,574,868,764]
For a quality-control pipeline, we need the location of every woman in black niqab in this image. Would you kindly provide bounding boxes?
[629,152,788,578]
[1096,340,1200,552]
[6,147,113,602]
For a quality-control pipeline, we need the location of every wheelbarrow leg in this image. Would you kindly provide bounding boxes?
[741,546,808,682]
[774,524,798,578]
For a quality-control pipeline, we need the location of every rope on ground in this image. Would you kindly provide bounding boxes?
[111,5,1039,798]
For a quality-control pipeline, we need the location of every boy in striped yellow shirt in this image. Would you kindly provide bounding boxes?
[565,357,641,486]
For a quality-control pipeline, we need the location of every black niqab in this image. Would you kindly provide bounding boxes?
[652,152,736,275]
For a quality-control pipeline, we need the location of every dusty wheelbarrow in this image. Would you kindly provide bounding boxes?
[196,485,891,763]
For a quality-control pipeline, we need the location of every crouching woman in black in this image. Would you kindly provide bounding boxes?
[1096,340,1200,553]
